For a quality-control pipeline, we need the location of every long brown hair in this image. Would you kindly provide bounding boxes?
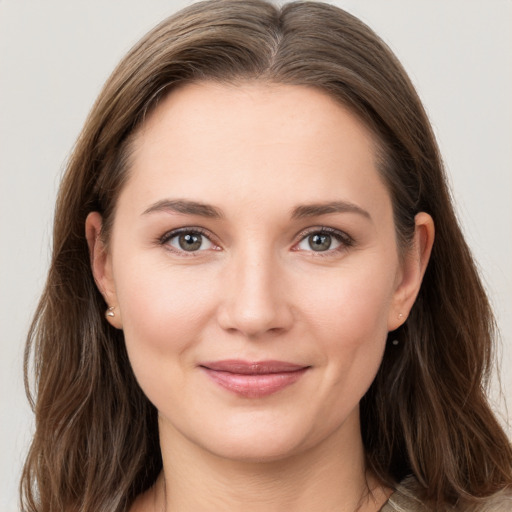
[21,1,512,510]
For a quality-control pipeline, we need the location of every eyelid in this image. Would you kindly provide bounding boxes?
[157,225,353,255]
[159,226,221,254]
[292,226,354,253]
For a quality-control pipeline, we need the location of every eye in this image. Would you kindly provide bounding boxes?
[297,232,340,252]
[163,229,215,252]
[295,228,352,253]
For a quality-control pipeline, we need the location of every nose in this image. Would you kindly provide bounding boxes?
[217,249,294,338]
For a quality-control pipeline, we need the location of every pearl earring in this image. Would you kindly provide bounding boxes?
[105,306,115,318]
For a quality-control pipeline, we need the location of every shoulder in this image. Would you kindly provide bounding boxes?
[380,476,512,512]
[379,476,430,512]
[469,490,512,512]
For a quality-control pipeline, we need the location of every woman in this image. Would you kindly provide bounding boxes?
[20,1,512,511]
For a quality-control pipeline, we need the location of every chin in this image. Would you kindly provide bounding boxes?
[182,410,343,465]
[201,433,310,464]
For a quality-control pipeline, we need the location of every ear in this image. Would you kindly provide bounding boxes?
[85,212,123,329]
[388,212,435,331]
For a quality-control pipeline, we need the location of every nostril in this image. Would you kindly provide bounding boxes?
[217,302,293,338]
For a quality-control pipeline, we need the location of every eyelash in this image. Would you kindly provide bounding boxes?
[159,227,219,256]
[294,226,354,256]
[158,226,354,256]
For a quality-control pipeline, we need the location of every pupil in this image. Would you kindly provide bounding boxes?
[179,233,202,251]
[309,233,331,251]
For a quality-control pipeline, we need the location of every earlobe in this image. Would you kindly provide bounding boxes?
[388,212,435,331]
[85,212,123,329]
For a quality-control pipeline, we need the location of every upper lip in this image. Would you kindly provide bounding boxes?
[200,360,308,374]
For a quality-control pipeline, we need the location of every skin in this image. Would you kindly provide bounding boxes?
[86,82,434,511]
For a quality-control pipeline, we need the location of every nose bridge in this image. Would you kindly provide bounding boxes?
[218,239,291,337]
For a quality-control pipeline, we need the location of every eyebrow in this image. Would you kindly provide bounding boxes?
[291,201,371,220]
[142,198,371,221]
[142,199,224,218]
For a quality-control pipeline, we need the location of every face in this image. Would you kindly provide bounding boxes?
[88,83,428,462]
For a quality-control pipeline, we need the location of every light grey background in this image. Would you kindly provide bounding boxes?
[1,1,511,510]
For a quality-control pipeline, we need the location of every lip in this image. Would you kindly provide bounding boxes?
[199,360,310,398]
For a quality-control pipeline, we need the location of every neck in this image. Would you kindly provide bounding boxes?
[140,412,390,512]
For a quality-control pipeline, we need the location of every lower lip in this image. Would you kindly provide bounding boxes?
[201,368,308,398]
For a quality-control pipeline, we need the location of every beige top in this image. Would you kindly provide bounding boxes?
[380,477,512,512]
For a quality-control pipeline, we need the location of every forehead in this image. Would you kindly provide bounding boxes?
[120,82,390,220]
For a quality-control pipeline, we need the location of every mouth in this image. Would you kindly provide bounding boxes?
[199,360,310,398]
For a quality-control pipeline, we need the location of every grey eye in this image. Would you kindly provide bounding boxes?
[308,233,332,251]
[296,231,343,252]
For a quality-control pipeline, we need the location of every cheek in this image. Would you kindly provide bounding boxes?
[304,264,395,343]
[307,279,392,426]
[113,257,217,373]
[298,260,396,392]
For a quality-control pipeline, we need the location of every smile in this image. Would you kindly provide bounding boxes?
[199,360,310,398]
